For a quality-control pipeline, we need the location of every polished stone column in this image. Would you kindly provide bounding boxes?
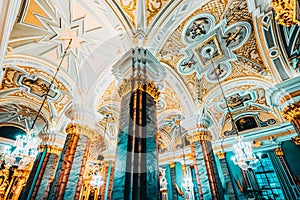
[188,132,224,200]
[187,127,224,200]
[101,160,114,200]
[269,148,300,199]
[20,144,61,200]
[216,151,237,200]
[47,123,103,200]
[111,48,165,200]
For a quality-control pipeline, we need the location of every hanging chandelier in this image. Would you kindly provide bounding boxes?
[90,173,104,188]
[4,134,38,168]
[232,136,258,171]
[208,49,257,171]
[3,39,73,168]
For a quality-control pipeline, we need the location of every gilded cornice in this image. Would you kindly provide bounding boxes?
[281,101,300,121]
[118,76,160,102]
[186,131,212,143]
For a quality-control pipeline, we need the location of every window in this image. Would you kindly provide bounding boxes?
[254,153,285,199]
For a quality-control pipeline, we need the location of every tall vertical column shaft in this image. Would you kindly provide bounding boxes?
[270,148,300,199]
[187,130,224,200]
[216,151,237,200]
[20,145,61,200]
[112,48,165,200]
[47,124,99,200]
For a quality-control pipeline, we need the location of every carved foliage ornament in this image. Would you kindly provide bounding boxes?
[271,0,300,26]
[118,76,160,101]
[281,101,300,121]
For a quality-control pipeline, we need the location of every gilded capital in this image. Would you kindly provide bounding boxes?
[281,101,300,121]
[38,145,62,155]
[118,75,160,101]
[216,151,226,159]
[275,147,284,156]
[170,162,175,168]
[186,131,212,143]
[291,135,300,145]
[65,123,101,140]
[271,0,300,26]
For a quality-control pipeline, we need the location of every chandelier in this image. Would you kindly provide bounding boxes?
[90,173,104,188]
[4,134,38,168]
[3,39,73,168]
[89,161,104,188]
[232,136,258,170]
[208,50,257,171]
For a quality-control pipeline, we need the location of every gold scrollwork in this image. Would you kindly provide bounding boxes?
[65,123,105,143]
[271,0,300,26]
[291,135,300,145]
[38,145,62,155]
[275,147,284,156]
[120,0,137,27]
[146,0,167,25]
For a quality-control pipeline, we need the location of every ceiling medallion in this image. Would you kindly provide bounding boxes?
[177,13,252,82]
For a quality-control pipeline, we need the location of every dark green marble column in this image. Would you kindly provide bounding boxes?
[216,151,237,200]
[111,48,164,200]
[269,148,300,199]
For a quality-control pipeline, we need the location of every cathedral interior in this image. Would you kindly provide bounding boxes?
[0,0,300,199]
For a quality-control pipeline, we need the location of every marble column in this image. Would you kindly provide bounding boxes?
[185,116,224,200]
[269,148,300,199]
[47,123,103,200]
[20,143,62,200]
[216,151,237,200]
[111,48,165,200]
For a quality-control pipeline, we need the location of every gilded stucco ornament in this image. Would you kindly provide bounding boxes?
[118,76,160,102]
[275,147,284,156]
[178,13,252,82]
[216,151,226,159]
[65,123,104,143]
[281,101,300,121]
[271,0,300,27]
[38,145,62,155]
[291,136,300,145]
